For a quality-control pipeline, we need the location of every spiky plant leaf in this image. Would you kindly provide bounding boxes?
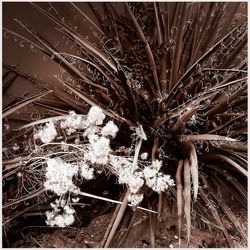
[3,2,247,247]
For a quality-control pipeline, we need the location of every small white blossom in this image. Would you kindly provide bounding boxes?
[83,126,99,139]
[4,123,10,130]
[118,169,133,185]
[143,160,175,193]
[35,121,57,144]
[72,197,80,203]
[84,151,92,162]
[64,205,75,215]
[90,137,110,165]
[80,163,94,180]
[88,134,99,144]
[91,154,109,165]
[60,111,85,130]
[145,176,157,189]
[152,175,168,193]
[34,145,43,154]
[143,166,158,179]
[174,235,179,240]
[45,200,76,227]
[63,213,75,226]
[151,160,162,171]
[12,143,19,151]
[127,171,144,194]
[87,106,105,126]
[151,174,175,193]
[128,193,144,206]
[66,127,76,135]
[44,158,79,195]
[46,213,75,227]
[140,152,148,160]
[110,156,132,171]
[101,121,118,138]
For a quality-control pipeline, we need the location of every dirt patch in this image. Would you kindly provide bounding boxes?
[10,208,247,248]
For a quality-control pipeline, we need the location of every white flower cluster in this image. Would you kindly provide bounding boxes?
[86,106,106,126]
[35,106,175,226]
[140,152,148,160]
[110,157,175,206]
[91,137,111,165]
[101,121,119,138]
[128,193,144,207]
[34,121,57,144]
[60,111,85,135]
[120,170,144,194]
[45,199,75,227]
[44,158,79,196]
[83,107,118,165]
[80,162,94,180]
[143,160,175,193]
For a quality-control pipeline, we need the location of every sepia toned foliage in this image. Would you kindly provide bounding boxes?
[2,2,247,247]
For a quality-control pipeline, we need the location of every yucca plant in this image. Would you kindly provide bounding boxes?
[2,2,247,248]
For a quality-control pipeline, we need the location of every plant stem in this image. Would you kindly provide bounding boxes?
[103,189,129,248]
[103,135,144,247]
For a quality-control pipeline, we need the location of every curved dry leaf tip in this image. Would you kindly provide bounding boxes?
[189,143,199,202]
[183,158,191,245]
[176,159,184,246]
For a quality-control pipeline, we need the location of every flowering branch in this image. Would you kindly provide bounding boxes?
[30,106,174,228]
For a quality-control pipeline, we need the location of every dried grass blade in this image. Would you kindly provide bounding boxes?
[175,159,184,246]
[3,156,30,166]
[219,141,247,152]
[3,27,45,51]
[183,158,191,245]
[52,88,88,114]
[154,2,163,46]
[207,83,247,116]
[101,45,139,123]
[16,115,83,130]
[169,4,186,87]
[208,114,246,134]
[13,19,109,92]
[3,188,45,209]
[78,191,156,214]
[210,172,247,208]
[213,193,247,243]
[58,53,124,99]
[199,188,235,247]
[165,25,241,104]
[208,153,247,177]
[67,30,117,73]
[3,72,19,93]
[70,3,104,35]
[177,134,237,142]
[33,102,68,116]
[23,5,117,73]
[3,63,50,91]
[3,90,53,118]
[55,77,133,126]
[159,92,216,126]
